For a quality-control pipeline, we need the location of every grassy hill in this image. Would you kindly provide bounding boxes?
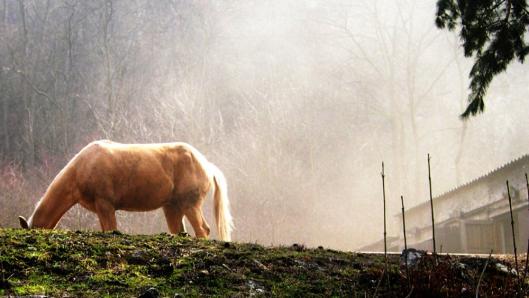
[0,228,526,297]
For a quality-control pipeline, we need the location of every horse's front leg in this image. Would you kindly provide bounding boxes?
[94,199,117,231]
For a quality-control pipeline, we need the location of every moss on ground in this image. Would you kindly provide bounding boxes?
[0,228,526,297]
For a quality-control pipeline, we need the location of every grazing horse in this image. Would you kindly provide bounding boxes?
[18,140,233,241]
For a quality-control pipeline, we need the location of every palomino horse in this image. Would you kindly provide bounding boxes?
[18,140,233,241]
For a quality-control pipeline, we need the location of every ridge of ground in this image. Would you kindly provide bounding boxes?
[0,228,526,297]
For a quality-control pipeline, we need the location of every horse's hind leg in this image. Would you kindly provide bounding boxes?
[200,213,210,237]
[185,207,210,238]
[163,205,186,234]
[94,199,117,231]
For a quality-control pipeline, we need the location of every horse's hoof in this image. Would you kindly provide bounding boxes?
[178,232,190,237]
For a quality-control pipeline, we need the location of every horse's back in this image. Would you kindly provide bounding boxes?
[73,140,210,211]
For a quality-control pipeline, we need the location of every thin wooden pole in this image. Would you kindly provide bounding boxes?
[381,162,387,271]
[506,180,519,277]
[401,195,410,288]
[428,154,436,255]
[401,195,408,252]
[522,173,529,282]
[525,173,529,209]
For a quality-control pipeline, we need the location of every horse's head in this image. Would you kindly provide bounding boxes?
[18,216,30,229]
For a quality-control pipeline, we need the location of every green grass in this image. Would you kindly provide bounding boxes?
[0,228,526,297]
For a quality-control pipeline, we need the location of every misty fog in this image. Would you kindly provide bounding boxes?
[1,0,528,250]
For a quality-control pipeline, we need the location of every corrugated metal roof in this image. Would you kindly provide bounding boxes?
[404,154,529,214]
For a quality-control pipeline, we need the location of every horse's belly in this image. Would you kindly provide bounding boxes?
[118,197,168,212]
[112,170,175,211]
[115,185,173,211]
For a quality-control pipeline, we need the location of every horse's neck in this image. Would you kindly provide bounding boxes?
[29,171,77,228]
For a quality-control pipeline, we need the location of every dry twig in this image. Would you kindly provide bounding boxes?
[475,249,493,298]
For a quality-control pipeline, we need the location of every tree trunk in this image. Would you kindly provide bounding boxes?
[1,0,9,159]
[453,38,468,185]
[17,0,36,167]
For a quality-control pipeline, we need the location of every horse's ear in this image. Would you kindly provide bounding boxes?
[19,216,29,229]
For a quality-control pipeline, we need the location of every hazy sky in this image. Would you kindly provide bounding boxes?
[211,0,529,248]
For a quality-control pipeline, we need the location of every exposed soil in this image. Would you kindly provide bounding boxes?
[0,228,526,297]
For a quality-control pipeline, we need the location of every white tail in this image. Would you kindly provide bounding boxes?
[210,163,233,241]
